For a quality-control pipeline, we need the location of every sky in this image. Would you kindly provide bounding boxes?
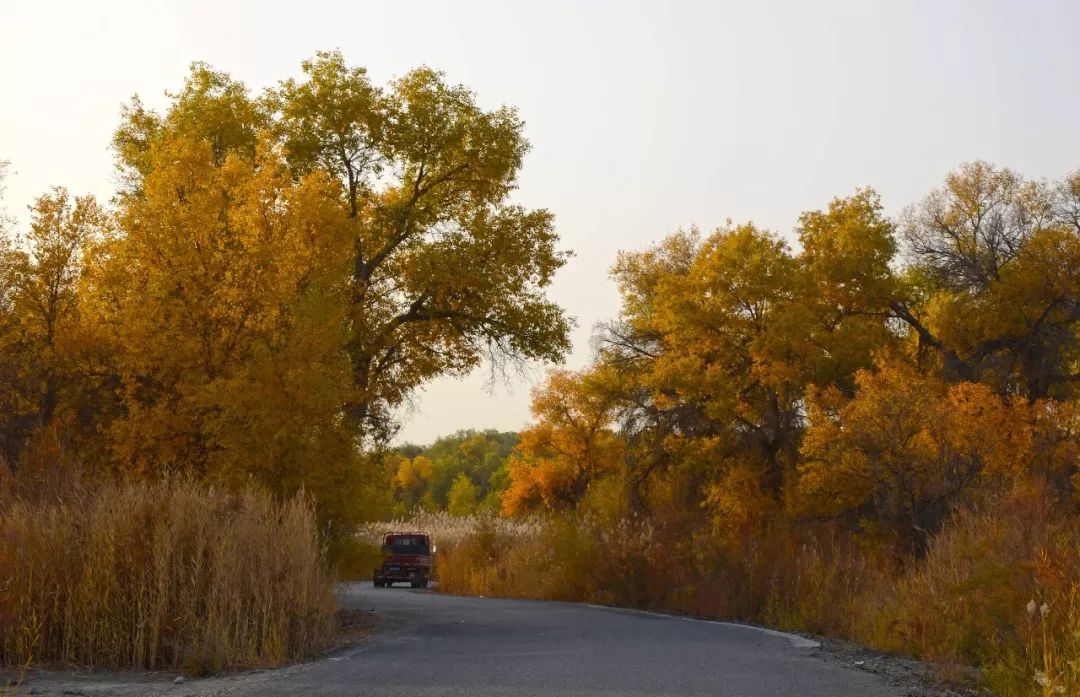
[2,0,1079,444]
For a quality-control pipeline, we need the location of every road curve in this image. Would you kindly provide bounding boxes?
[219,582,905,697]
[11,583,910,696]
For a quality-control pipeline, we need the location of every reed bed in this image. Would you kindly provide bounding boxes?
[0,478,336,673]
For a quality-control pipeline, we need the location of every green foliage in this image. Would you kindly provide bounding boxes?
[447,472,480,516]
[391,429,517,516]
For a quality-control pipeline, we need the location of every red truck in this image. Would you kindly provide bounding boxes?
[373,532,434,588]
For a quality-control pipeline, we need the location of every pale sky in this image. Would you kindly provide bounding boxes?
[2,0,1079,444]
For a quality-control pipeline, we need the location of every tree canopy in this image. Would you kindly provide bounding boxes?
[0,54,571,531]
[505,162,1080,552]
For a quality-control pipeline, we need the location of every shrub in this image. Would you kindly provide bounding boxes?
[327,535,382,582]
[883,486,1080,695]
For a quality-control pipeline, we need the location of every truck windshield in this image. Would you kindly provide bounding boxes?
[385,536,430,555]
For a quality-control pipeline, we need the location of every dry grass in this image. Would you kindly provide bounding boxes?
[429,515,674,604]
[882,488,1080,696]
[430,513,886,622]
[359,510,545,592]
[0,477,336,674]
[360,510,542,548]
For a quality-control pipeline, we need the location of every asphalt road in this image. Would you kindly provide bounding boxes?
[11,583,911,696]
[221,582,905,697]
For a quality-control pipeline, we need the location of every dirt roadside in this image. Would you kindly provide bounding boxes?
[0,608,379,697]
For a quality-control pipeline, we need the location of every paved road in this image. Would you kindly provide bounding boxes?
[223,583,904,697]
[12,583,910,696]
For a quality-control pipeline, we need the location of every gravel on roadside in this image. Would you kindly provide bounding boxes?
[807,635,987,697]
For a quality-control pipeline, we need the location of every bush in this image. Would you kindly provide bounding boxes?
[0,477,336,673]
[327,535,382,582]
[883,486,1080,695]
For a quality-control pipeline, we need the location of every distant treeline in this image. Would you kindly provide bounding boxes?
[390,429,518,516]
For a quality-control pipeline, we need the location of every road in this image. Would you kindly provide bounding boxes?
[12,583,912,696]
[220,583,907,697]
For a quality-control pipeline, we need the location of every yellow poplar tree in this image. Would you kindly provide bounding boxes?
[93,133,364,527]
[90,54,572,528]
[0,186,110,471]
[503,369,625,515]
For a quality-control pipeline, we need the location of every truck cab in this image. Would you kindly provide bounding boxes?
[373,532,433,588]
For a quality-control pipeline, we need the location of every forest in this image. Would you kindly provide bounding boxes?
[1,51,1079,696]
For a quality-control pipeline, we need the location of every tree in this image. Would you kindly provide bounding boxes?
[892,162,1080,399]
[522,164,1080,550]
[112,54,572,447]
[647,223,806,498]
[502,369,624,515]
[585,194,899,523]
[796,189,899,392]
[93,133,368,529]
[426,430,517,508]
[0,187,109,471]
[0,162,23,469]
[84,54,571,528]
[392,454,433,514]
[112,63,267,195]
[269,53,574,442]
[447,472,479,516]
[389,430,518,513]
[269,51,382,219]
[797,358,1027,549]
[902,162,1044,293]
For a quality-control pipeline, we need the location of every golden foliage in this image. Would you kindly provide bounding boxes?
[484,163,1080,697]
[0,53,571,534]
[502,369,624,515]
[6,54,1080,697]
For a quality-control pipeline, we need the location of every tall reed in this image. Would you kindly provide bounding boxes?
[0,477,335,673]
